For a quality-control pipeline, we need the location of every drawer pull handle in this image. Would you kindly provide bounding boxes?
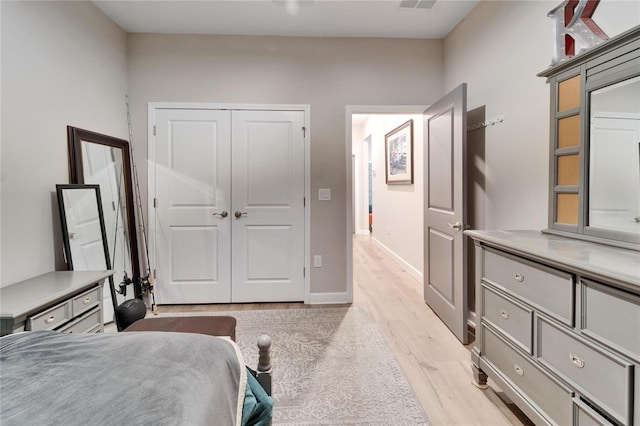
[513,273,524,283]
[83,296,91,305]
[569,353,585,368]
[500,310,509,319]
[44,315,55,325]
[514,364,524,376]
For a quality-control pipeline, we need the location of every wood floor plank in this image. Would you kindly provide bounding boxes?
[154,234,533,425]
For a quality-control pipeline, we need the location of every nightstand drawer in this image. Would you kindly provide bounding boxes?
[27,300,72,331]
[482,325,573,426]
[484,248,573,325]
[59,307,101,334]
[73,286,100,316]
[581,279,640,361]
[482,284,533,353]
[537,317,632,425]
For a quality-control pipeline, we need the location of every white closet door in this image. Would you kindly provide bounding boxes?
[154,109,232,304]
[230,110,305,302]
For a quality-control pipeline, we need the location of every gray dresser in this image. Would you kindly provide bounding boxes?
[466,230,639,426]
[0,270,112,336]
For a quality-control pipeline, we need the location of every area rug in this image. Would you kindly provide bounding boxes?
[158,307,430,426]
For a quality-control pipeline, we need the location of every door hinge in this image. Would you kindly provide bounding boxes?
[153,269,156,279]
[153,125,156,136]
[303,197,306,207]
[303,267,306,278]
[302,126,306,137]
[153,198,157,208]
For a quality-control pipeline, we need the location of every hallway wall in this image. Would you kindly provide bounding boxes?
[353,114,424,279]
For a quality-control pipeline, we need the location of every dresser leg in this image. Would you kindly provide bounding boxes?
[471,364,488,389]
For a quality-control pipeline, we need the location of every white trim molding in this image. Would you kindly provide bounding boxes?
[307,291,351,305]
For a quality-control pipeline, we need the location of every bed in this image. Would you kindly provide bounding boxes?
[0,330,273,425]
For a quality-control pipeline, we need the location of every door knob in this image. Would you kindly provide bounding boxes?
[448,222,463,231]
[235,211,248,218]
[212,211,228,218]
[448,222,470,231]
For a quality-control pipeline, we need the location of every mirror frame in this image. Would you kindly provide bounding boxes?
[67,126,142,297]
[584,71,640,245]
[539,26,640,250]
[56,184,117,327]
[56,184,111,271]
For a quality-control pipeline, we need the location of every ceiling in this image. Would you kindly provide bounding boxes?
[92,0,480,39]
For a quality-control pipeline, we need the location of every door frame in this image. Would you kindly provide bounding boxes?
[345,105,427,303]
[148,102,311,303]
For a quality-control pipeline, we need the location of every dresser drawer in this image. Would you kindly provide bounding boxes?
[72,285,100,316]
[482,325,573,426]
[482,284,533,353]
[573,398,615,426]
[484,248,574,325]
[581,279,640,361]
[537,317,633,424]
[27,300,72,331]
[58,307,102,333]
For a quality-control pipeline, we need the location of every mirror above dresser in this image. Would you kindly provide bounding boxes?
[539,25,640,250]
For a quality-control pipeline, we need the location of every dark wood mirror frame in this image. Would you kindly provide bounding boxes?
[67,126,142,298]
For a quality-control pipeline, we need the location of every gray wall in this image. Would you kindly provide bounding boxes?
[1,1,128,286]
[127,34,444,295]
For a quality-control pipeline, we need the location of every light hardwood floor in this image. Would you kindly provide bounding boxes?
[158,235,533,425]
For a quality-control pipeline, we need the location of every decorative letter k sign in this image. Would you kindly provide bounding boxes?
[548,0,608,66]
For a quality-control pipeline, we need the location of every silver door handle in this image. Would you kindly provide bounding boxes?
[212,211,228,218]
[235,211,248,218]
[448,222,463,231]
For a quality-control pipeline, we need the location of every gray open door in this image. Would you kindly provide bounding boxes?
[423,83,469,344]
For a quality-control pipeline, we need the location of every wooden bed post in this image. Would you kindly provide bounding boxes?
[256,334,272,396]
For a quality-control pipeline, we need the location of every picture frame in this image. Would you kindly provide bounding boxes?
[385,119,414,184]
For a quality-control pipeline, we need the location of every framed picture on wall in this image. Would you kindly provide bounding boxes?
[385,119,414,184]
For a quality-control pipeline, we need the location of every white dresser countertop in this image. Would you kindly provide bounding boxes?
[1,270,113,322]
[465,230,640,293]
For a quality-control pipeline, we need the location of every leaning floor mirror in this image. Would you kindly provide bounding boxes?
[57,184,115,326]
[67,127,142,328]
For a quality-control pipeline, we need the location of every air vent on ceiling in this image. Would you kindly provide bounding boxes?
[399,0,437,9]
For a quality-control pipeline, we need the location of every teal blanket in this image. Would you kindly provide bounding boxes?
[242,368,274,426]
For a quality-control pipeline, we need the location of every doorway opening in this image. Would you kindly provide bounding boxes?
[346,106,427,303]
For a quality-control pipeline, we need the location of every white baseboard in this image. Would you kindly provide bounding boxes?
[306,291,352,304]
[355,230,370,235]
[371,237,423,283]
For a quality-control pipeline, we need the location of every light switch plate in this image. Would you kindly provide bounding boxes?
[318,188,331,201]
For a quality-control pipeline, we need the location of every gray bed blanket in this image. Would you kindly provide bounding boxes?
[0,330,246,426]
